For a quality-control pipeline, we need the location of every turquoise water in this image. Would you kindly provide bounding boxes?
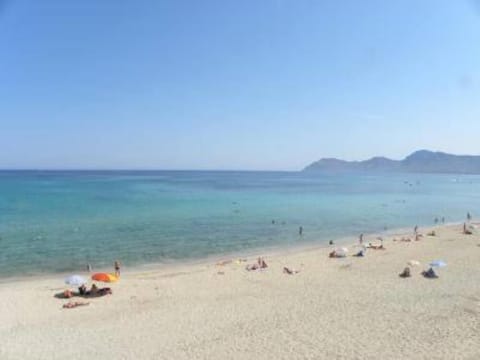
[0,170,479,277]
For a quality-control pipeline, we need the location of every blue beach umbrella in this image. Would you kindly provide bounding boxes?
[65,275,87,286]
[429,260,447,268]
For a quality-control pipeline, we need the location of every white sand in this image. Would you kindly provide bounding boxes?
[1,224,480,360]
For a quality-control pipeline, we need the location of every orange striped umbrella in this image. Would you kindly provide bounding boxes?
[91,273,118,283]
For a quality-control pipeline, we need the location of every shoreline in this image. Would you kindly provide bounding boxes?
[1,221,479,359]
[0,220,464,286]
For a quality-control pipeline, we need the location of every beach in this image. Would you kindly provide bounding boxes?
[1,223,479,360]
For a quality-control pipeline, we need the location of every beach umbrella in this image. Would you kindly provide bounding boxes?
[91,273,118,283]
[335,247,348,257]
[65,275,87,286]
[429,260,447,268]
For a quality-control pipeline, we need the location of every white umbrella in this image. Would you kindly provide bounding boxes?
[65,275,87,286]
[429,260,447,268]
[335,247,348,257]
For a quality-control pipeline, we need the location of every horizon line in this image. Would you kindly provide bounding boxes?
[0,168,300,173]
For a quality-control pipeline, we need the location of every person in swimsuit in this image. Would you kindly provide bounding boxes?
[63,301,89,309]
[78,284,87,295]
[114,260,121,277]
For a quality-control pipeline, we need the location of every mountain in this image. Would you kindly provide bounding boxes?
[303,150,480,174]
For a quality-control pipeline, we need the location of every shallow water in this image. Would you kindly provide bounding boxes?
[0,170,479,277]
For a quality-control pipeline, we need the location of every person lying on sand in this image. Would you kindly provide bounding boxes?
[427,230,436,236]
[216,259,232,266]
[463,223,473,235]
[421,267,438,279]
[283,267,300,275]
[97,287,112,296]
[85,285,112,297]
[353,250,365,257]
[399,267,411,278]
[329,250,346,258]
[246,257,268,271]
[55,290,79,299]
[367,243,385,250]
[63,301,89,309]
[63,290,74,298]
[415,233,423,241]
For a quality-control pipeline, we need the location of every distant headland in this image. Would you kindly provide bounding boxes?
[303,150,480,174]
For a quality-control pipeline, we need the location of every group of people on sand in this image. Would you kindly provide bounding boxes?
[335,220,473,281]
[399,215,476,280]
[246,257,268,271]
[399,266,438,279]
[60,260,120,309]
[243,257,300,275]
[79,283,113,297]
[62,284,112,299]
[246,212,474,280]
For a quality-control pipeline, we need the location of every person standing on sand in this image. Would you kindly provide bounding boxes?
[359,233,364,245]
[414,225,418,235]
[114,260,121,277]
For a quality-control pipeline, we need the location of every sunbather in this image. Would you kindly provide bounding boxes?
[246,257,268,271]
[422,267,438,279]
[463,223,473,235]
[399,267,411,278]
[353,250,365,257]
[329,250,346,258]
[85,285,112,297]
[63,301,89,309]
[97,287,112,296]
[283,267,300,275]
[367,243,385,250]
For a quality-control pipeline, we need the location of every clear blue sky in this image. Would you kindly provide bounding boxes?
[1,0,480,170]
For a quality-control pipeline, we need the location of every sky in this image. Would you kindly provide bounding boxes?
[1,0,480,170]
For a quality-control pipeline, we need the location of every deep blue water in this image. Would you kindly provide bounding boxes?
[0,170,479,277]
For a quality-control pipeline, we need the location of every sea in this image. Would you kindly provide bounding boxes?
[0,170,479,278]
